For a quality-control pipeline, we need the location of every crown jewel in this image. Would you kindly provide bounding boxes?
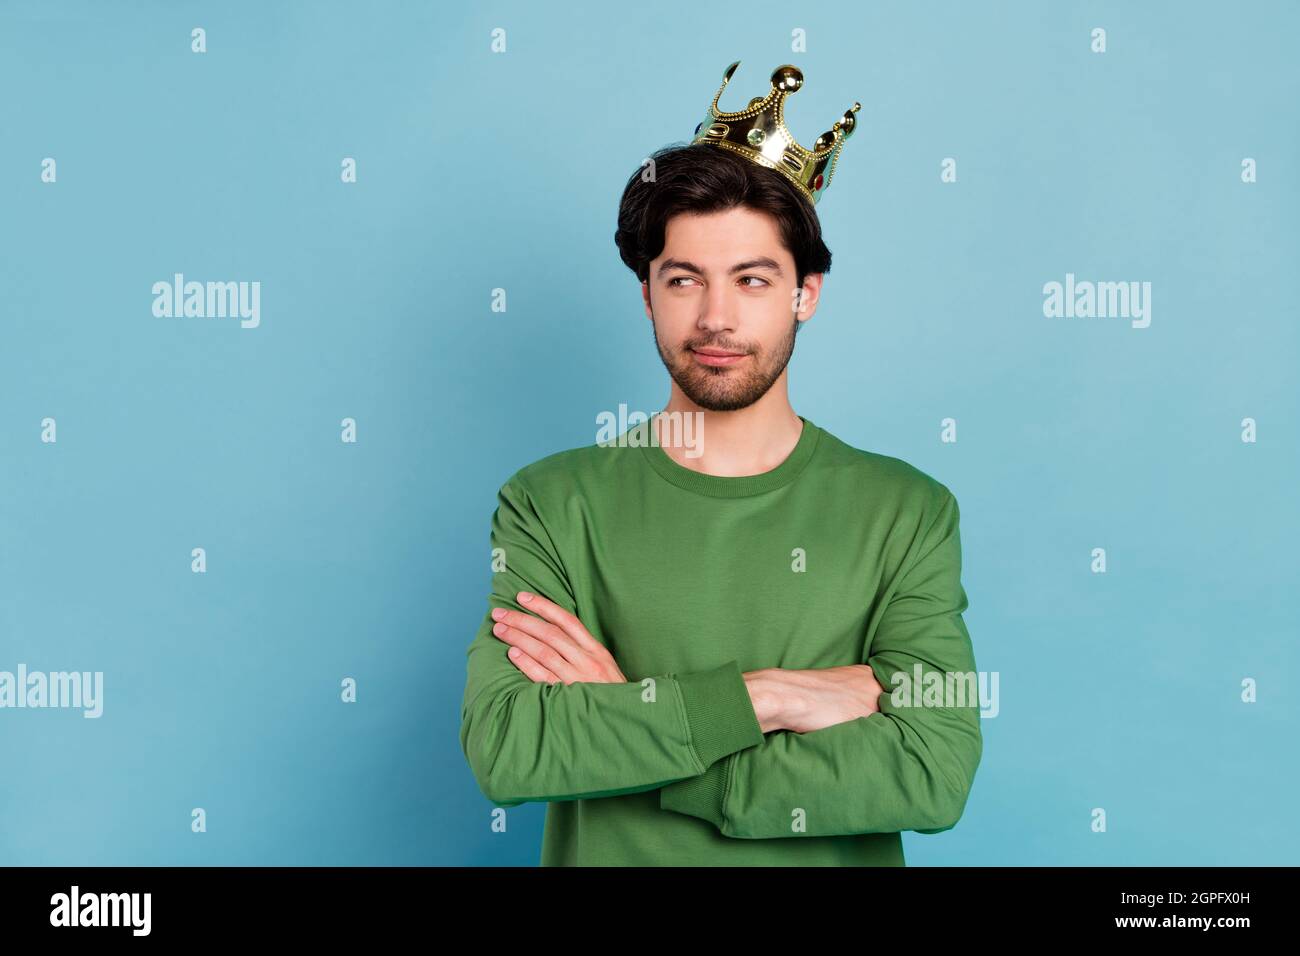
[691,61,861,206]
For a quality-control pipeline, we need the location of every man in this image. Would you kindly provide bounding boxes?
[460,63,982,865]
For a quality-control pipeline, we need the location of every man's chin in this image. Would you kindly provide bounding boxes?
[676,379,765,412]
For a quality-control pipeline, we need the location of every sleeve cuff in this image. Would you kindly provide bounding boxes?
[659,754,732,828]
[673,659,765,769]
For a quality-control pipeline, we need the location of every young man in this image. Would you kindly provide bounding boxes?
[460,63,982,866]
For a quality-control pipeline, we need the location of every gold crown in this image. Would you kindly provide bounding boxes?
[691,61,861,206]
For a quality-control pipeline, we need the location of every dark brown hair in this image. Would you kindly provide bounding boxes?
[614,142,832,291]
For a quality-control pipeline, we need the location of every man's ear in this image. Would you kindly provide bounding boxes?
[642,280,653,321]
[794,273,824,322]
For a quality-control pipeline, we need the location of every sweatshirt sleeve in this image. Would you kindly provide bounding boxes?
[658,489,983,837]
[460,471,766,807]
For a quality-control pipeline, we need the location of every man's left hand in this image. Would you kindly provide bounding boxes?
[491,591,627,685]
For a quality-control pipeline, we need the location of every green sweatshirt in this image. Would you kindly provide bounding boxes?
[460,415,982,866]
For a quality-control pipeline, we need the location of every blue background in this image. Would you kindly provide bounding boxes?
[1,0,1296,865]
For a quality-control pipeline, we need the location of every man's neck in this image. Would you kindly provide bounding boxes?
[654,397,804,478]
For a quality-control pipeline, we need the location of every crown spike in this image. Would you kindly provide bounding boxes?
[708,60,741,113]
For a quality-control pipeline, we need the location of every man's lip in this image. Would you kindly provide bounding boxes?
[691,348,748,367]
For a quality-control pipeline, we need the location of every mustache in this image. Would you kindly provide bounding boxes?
[685,340,751,352]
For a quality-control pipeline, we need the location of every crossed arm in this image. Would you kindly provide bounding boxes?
[459,474,982,837]
[490,592,886,737]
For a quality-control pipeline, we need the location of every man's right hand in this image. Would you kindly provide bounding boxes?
[743,664,884,734]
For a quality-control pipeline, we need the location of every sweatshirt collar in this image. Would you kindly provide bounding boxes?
[634,414,821,498]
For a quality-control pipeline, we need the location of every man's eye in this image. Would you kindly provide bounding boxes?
[667,276,768,288]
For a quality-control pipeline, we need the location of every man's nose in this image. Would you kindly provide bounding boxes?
[697,283,736,331]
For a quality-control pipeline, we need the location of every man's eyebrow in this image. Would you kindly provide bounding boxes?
[656,256,784,278]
